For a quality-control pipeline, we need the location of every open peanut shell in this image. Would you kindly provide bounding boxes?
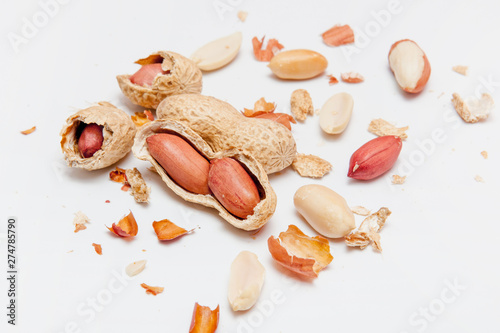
[60,102,136,171]
[117,51,203,109]
[133,120,277,230]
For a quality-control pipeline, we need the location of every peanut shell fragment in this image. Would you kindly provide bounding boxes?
[125,168,150,203]
[292,154,332,178]
[451,93,494,123]
[290,89,314,121]
[345,207,391,251]
[368,118,408,140]
[391,175,406,184]
[452,65,468,76]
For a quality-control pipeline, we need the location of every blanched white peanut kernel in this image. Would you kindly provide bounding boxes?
[191,32,242,71]
[294,184,355,238]
[389,41,425,91]
[228,251,265,311]
[125,260,147,277]
[319,92,354,134]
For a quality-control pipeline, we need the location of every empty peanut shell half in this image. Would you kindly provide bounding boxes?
[60,102,136,171]
[116,51,202,109]
[132,120,276,230]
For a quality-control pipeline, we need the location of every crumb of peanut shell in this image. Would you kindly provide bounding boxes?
[290,89,314,121]
[237,10,248,22]
[73,211,90,233]
[292,154,332,178]
[474,175,485,183]
[125,168,150,203]
[452,65,468,76]
[345,207,391,252]
[451,93,494,123]
[368,119,408,140]
[391,175,406,184]
[481,151,488,159]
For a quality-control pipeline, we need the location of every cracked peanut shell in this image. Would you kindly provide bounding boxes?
[156,94,297,174]
[133,120,277,231]
[60,102,136,171]
[117,51,203,109]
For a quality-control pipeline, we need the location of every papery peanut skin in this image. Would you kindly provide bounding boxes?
[348,136,402,180]
[208,158,260,219]
[130,63,168,86]
[254,113,294,130]
[146,133,210,194]
[78,123,104,158]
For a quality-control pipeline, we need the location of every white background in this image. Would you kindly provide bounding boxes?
[1,0,499,332]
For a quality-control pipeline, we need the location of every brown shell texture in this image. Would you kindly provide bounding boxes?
[156,94,297,174]
[133,120,277,230]
[116,51,203,109]
[60,102,137,171]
